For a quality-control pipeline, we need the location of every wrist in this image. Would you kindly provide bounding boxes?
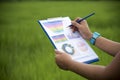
[87,33,93,40]
[66,60,75,70]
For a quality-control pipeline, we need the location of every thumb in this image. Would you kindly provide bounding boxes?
[55,49,62,54]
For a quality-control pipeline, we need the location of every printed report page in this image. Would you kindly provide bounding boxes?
[39,17,99,63]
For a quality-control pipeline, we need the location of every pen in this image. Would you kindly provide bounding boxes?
[69,12,95,27]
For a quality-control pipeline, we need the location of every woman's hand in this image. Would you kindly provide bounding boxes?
[55,50,73,70]
[71,17,92,40]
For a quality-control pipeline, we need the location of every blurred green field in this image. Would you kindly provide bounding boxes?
[0,1,120,80]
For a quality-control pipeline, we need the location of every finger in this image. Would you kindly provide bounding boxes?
[71,21,80,32]
[75,17,87,24]
[70,17,81,28]
[71,21,81,28]
[72,27,78,32]
[74,27,78,32]
[80,19,87,25]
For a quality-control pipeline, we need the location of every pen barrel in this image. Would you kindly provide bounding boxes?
[69,12,95,27]
[77,12,95,23]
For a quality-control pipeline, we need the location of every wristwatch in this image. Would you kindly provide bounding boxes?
[90,32,101,45]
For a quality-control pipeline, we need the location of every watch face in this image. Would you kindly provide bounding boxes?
[93,32,100,39]
[62,44,74,55]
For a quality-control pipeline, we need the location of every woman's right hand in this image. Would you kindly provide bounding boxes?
[71,17,92,40]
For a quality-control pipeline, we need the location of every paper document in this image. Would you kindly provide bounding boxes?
[38,17,99,63]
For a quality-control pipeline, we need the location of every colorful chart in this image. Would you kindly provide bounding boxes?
[77,41,88,52]
[43,20,63,33]
[52,34,67,43]
[62,43,74,55]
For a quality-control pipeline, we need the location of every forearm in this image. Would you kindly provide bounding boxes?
[68,61,105,80]
[94,36,120,56]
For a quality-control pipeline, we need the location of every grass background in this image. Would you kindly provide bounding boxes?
[0,1,120,80]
